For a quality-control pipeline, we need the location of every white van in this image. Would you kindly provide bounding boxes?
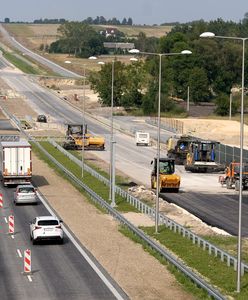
[135,131,150,146]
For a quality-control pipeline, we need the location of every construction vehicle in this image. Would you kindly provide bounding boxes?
[185,139,225,173]
[167,135,197,164]
[151,157,180,192]
[62,124,105,151]
[219,162,248,191]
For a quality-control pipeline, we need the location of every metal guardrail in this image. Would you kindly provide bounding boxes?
[34,139,226,300]
[47,139,247,276]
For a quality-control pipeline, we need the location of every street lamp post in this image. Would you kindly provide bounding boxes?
[110,59,116,207]
[129,49,192,233]
[200,32,248,293]
[64,56,99,178]
[108,57,138,206]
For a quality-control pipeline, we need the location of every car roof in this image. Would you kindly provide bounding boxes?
[36,216,59,221]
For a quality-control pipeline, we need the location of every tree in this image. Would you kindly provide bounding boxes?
[215,93,239,116]
[50,22,105,57]
[127,18,133,26]
[188,67,210,103]
[122,18,127,25]
[89,60,145,109]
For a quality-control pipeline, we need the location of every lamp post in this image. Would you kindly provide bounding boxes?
[108,57,138,206]
[229,90,233,120]
[200,32,248,293]
[109,59,116,207]
[129,48,192,233]
[64,56,100,178]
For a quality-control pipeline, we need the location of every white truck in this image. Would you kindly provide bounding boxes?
[0,140,32,186]
[135,131,150,146]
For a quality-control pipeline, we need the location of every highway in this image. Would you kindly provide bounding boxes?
[0,187,128,300]
[0,27,248,238]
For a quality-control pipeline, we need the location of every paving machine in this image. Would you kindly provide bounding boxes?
[184,139,225,173]
[219,162,248,190]
[167,135,197,165]
[62,124,105,151]
[151,157,180,192]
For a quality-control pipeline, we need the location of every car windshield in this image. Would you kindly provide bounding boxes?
[38,220,59,226]
[19,187,35,193]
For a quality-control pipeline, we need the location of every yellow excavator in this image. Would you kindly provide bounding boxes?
[62,124,105,151]
[151,157,180,192]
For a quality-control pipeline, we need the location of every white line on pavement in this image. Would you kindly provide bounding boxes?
[27,275,32,282]
[17,249,22,258]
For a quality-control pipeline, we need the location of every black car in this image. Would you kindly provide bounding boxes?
[37,115,47,123]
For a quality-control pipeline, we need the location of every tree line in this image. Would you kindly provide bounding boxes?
[50,16,248,115]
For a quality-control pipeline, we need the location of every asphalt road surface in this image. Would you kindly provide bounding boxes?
[0,185,128,300]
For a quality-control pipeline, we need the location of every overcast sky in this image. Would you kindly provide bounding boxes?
[1,0,248,25]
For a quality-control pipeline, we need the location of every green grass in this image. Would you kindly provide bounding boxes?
[33,141,138,213]
[139,225,248,299]
[2,50,39,74]
[119,225,210,299]
[0,47,59,77]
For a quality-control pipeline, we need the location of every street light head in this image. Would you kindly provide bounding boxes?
[64,60,72,64]
[200,32,215,38]
[89,56,97,60]
[130,57,138,62]
[181,50,192,55]
[129,49,140,54]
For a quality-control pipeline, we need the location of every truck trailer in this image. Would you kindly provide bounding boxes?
[0,140,32,186]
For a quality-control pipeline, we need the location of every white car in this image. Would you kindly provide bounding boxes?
[29,216,64,244]
[14,184,37,205]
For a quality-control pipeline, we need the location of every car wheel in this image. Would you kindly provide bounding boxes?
[59,238,64,245]
[32,239,37,245]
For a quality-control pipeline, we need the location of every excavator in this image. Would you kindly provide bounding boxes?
[62,124,105,151]
[151,157,180,192]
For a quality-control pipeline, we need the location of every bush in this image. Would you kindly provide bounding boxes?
[214,94,238,116]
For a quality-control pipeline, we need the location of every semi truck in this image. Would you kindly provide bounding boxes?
[0,140,32,186]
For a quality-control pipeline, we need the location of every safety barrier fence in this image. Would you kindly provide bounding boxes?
[47,138,248,276]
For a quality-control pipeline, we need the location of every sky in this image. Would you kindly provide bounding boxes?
[1,0,248,25]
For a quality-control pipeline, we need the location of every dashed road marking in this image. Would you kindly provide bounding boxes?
[27,275,32,282]
[17,249,22,258]
[4,217,7,223]
[11,235,14,239]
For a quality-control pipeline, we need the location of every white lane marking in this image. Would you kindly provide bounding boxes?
[11,235,14,239]
[27,275,32,282]
[4,217,7,223]
[17,249,22,258]
[37,192,126,300]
